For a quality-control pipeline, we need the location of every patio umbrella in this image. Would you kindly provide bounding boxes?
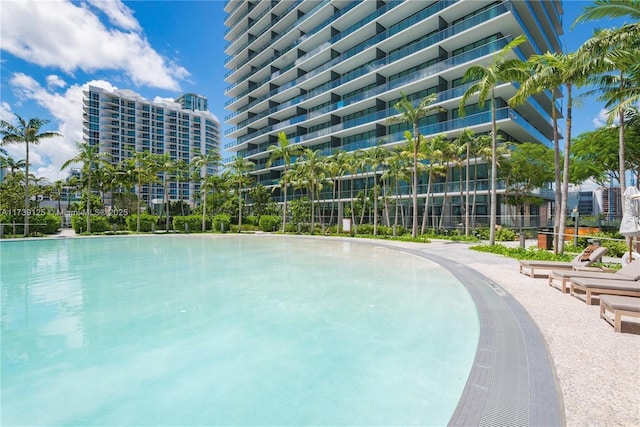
[619,186,640,264]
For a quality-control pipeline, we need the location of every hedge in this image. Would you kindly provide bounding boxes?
[71,215,110,233]
[173,215,210,232]
[126,214,158,232]
[259,215,280,232]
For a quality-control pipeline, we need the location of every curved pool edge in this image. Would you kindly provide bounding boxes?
[280,235,565,427]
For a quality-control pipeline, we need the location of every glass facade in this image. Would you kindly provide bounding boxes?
[223,0,563,226]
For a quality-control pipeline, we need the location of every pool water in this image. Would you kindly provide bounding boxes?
[1,235,479,426]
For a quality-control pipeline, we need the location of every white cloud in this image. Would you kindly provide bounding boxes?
[0,0,189,90]
[0,101,13,122]
[86,0,141,32]
[46,75,67,89]
[6,73,119,182]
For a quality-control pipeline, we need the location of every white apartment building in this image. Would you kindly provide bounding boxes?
[83,86,221,207]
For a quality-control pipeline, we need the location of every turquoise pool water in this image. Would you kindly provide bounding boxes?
[1,235,479,426]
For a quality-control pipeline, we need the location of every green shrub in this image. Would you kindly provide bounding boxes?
[355,224,374,235]
[471,244,574,261]
[71,215,110,233]
[258,215,280,232]
[173,215,209,232]
[213,214,231,232]
[31,213,62,234]
[126,214,158,232]
[495,227,517,241]
[245,215,259,226]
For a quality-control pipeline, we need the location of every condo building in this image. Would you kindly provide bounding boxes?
[223,0,563,227]
[83,86,221,207]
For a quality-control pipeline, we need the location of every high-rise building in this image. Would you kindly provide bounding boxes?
[83,85,221,207]
[223,0,563,227]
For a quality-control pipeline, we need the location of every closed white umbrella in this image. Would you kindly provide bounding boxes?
[619,186,640,263]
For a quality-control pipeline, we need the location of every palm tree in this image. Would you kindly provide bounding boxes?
[387,93,446,238]
[126,150,158,232]
[578,28,640,198]
[381,145,410,236]
[191,150,223,231]
[510,52,566,252]
[419,134,446,233]
[150,153,178,231]
[223,156,255,231]
[459,34,528,245]
[0,114,61,236]
[294,148,326,233]
[0,155,26,175]
[61,142,110,233]
[574,0,640,22]
[365,142,390,235]
[51,179,65,213]
[325,150,351,232]
[266,132,302,232]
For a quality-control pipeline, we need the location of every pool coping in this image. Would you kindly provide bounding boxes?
[285,235,565,427]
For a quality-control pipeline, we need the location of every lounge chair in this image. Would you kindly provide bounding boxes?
[548,258,640,293]
[569,277,640,305]
[599,295,640,333]
[519,245,608,278]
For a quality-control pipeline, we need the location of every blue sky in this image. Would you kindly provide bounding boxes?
[0,0,629,182]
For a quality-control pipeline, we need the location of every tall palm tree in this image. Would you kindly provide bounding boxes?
[459,34,528,245]
[325,150,351,232]
[510,52,566,252]
[387,93,446,238]
[191,150,223,231]
[148,153,178,231]
[223,156,255,231]
[0,114,61,236]
[61,142,110,233]
[126,150,158,232]
[266,132,302,232]
[420,134,446,233]
[381,145,410,236]
[295,148,326,233]
[578,27,640,198]
[51,179,65,213]
[365,142,390,235]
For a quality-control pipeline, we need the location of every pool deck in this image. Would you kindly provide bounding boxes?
[359,237,640,427]
[46,230,640,426]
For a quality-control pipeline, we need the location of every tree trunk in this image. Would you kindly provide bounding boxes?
[489,93,497,245]
[618,107,626,198]
[558,83,573,253]
[465,145,471,235]
[412,126,419,238]
[24,142,30,236]
[551,93,562,254]
[86,175,92,233]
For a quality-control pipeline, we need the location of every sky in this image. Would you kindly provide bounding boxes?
[0,0,631,183]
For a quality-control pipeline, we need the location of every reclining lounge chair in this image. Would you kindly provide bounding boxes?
[519,245,608,278]
[569,277,640,305]
[599,295,640,333]
[549,258,640,293]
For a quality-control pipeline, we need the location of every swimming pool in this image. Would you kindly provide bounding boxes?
[1,235,479,425]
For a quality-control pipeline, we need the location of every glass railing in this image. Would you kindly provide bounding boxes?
[224,1,263,38]
[226,1,498,111]
[505,1,543,55]
[225,0,397,89]
[226,0,304,62]
[226,38,511,147]
[225,0,330,79]
[509,111,552,147]
[521,0,554,53]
